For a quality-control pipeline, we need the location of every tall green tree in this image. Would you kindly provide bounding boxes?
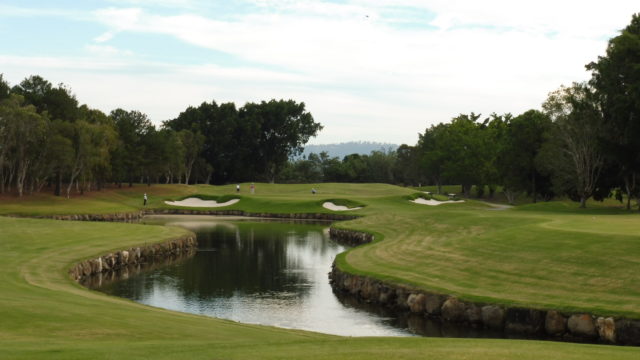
[240,100,322,182]
[440,113,485,197]
[0,94,48,196]
[110,109,154,187]
[11,75,52,114]
[538,83,604,208]
[394,144,421,186]
[497,110,553,204]
[0,74,10,100]
[178,129,205,184]
[587,13,640,209]
[165,101,240,184]
[416,123,448,194]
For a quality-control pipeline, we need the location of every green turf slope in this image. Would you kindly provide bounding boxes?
[0,183,639,359]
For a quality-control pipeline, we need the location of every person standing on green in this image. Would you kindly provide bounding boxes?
[143,193,148,206]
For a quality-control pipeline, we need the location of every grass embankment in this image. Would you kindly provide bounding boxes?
[1,183,639,359]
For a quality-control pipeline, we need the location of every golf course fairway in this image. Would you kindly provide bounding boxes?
[1,183,639,359]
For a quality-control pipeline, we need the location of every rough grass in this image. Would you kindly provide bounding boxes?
[1,183,639,359]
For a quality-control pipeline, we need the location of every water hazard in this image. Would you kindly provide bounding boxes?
[88,215,411,336]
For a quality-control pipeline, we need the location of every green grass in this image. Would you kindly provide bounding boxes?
[1,183,640,359]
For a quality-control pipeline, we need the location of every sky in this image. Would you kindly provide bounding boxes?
[0,1,637,145]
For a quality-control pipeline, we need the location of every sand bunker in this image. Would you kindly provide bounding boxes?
[164,198,240,207]
[411,198,465,206]
[323,202,362,211]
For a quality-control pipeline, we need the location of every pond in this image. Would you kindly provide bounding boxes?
[88,215,412,337]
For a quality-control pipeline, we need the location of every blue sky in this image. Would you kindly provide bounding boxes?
[0,0,637,144]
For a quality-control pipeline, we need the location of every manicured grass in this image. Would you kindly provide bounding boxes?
[1,183,639,359]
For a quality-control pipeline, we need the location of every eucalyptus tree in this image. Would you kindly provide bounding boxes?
[77,106,116,191]
[0,94,48,197]
[157,129,185,184]
[165,101,240,184]
[178,129,205,184]
[538,83,604,208]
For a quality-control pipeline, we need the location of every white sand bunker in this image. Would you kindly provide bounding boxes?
[323,202,362,211]
[164,198,240,207]
[411,198,465,206]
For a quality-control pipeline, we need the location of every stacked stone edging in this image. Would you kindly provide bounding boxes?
[147,208,358,221]
[328,229,640,346]
[26,211,146,222]
[21,209,358,222]
[69,234,197,282]
[329,228,374,246]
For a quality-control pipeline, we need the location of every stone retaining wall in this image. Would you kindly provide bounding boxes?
[69,234,197,282]
[329,228,374,246]
[79,249,196,289]
[28,209,358,222]
[328,230,640,346]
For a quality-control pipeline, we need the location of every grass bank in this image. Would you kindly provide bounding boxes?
[1,183,639,359]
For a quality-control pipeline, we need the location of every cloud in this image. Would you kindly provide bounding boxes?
[85,44,134,56]
[4,0,639,144]
[94,31,115,43]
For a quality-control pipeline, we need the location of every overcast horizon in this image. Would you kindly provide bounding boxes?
[1,1,637,145]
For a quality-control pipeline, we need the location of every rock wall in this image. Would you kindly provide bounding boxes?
[79,249,195,289]
[328,230,640,346]
[148,209,358,221]
[329,228,374,246]
[37,212,145,222]
[69,234,197,282]
[27,209,358,222]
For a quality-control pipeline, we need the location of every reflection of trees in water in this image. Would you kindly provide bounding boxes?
[97,220,344,304]
[179,222,340,299]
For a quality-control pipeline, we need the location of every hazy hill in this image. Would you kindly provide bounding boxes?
[300,141,398,159]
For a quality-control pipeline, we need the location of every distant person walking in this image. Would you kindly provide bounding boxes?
[236,184,240,193]
[311,188,316,194]
[143,193,148,206]
[250,183,255,194]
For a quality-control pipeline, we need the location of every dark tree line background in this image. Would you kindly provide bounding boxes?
[0,74,321,197]
[2,13,639,209]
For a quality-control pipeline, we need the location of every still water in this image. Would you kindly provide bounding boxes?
[91,215,412,336]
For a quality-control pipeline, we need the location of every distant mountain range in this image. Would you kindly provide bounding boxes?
[300,141,399,159]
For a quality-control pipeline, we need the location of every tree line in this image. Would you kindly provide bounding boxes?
[282,14,640,209]
[0,74,321,197]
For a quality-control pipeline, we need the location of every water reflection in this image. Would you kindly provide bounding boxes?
[91,215,410,337]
